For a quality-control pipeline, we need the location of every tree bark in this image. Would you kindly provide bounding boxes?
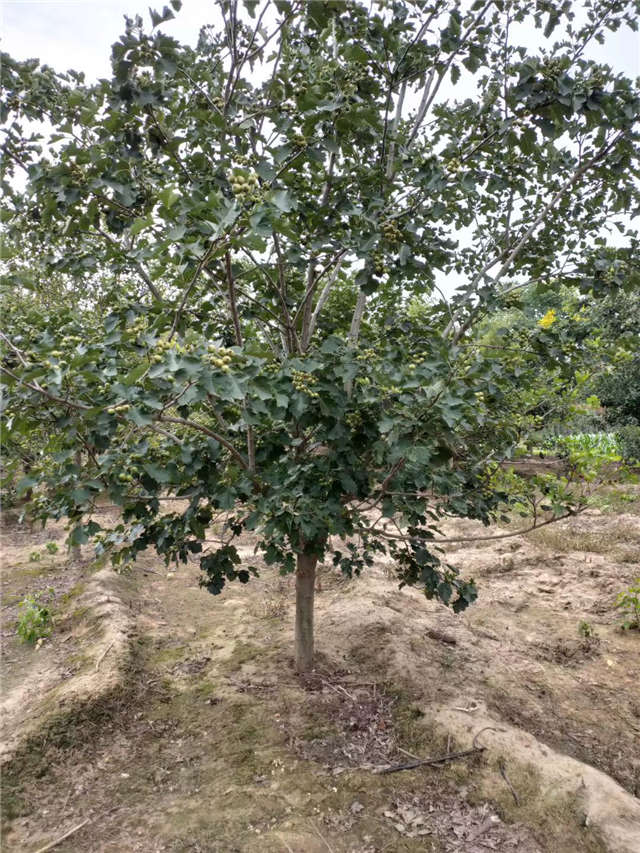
[295,552,318,673]
[71,449,82,562]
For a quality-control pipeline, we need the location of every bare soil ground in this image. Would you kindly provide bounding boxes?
[1,485,639,853]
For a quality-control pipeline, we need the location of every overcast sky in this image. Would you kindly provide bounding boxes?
[2,0,638,82]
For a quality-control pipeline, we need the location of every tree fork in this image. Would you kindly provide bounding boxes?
[294,551,318,673]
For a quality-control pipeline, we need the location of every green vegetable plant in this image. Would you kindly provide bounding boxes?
[578,620,596,639]
[28,541,60,565]
[616,580,640,631]
[16,589,54,644]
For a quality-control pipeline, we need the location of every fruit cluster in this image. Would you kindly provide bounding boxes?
[229,170,260,202]
[345,410,362,429]
[542,57,565,78]
[117,465,139,483]
[372,250,387,276]
[42,351,68,368]
[381,218,401,244]
[445,157,462,174]
[356,347,378,363]
[292,369,319,398]
[129,316,147,337]
[149,337,200,363]
[588,70,605,89]
[292,132,308,147]
[206,344,235,373]
[69,163,88,185]
[150,338,176,363]
[107,403,131,415]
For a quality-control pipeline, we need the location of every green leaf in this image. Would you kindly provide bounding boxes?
[129,407,154,427]
[149,5,175,28]
[267,189,296,212]
[130,215,153,235]
[123,364,148,385]
[519,127,536,156]
[144,463,171,483]
[159,186,181,209]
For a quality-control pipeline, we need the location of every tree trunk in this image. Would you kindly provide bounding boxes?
[71,449,82,562]
[295,552,318,673]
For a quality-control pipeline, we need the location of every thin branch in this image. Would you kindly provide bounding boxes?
[146,423,184,447]
[0,364,91,411]
[365,505,588,546]
[347,289,367,349]
[306,255,346,346]
[272,231,300,353]
[226,0,273,107]
[170,246,218,339]
[94,227,163,302]
[386,80,407,180]
[225,251,244,347]
[297,250,346,350]
[408,1,493,147]
[204,265,284,332]
[159,415,249,470]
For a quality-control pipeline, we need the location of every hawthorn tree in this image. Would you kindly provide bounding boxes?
[2,0,639,671]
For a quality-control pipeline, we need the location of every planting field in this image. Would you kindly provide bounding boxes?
[2,486,640,853]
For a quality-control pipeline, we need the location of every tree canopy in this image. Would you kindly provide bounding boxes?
[2,0,639,670]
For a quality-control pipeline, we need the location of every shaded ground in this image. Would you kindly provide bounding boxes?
[1,485,639,852]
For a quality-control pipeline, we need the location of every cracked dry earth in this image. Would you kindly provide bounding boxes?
[1,485,640,853]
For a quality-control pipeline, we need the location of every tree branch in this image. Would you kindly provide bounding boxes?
[159,416,249,470]
[94,227,163,302]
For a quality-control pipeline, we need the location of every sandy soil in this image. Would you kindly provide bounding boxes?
[1,486,639,852]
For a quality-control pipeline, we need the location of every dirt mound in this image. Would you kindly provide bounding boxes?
[1,568,134,763]
[435,702,640,853]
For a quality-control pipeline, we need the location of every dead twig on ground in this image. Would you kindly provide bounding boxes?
[397,745,423,761]
[321,679,356,702]
[453,700,480,713]
[452,815,499,852]
[472,726,505,748]
[33,818,90,853]
[95,641,114,671]
[375,745,485,774]
[499,758,520,806]
[310,819,336,852]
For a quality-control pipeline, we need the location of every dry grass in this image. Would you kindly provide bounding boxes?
[527,519,640,559]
